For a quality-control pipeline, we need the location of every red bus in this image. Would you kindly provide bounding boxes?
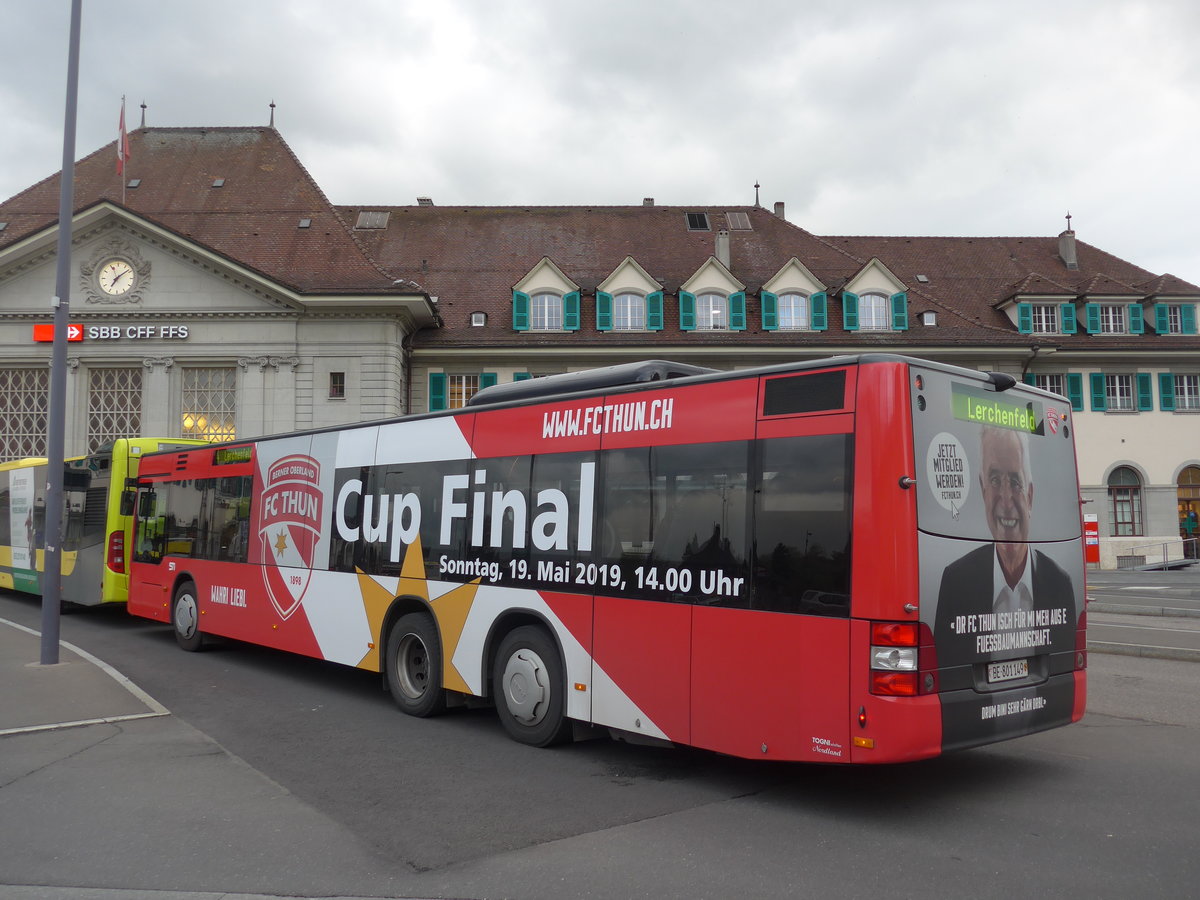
[128,355,1086,762]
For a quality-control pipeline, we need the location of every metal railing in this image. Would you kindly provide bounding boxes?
[1115,538,1199,570]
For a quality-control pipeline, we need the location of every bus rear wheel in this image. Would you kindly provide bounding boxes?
[172,581,203,652]
[386,612,446,717]
[492,626,572,747]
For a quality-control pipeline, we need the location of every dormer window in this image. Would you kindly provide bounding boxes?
[777,293,810,330]
[596,289,665,332]
[696,292,728,330]
[1017,302,1077,334]
[842,291,909,332]
[512,289,580,332]
[531,292,563,330]
[1083,302,1144,335]
[1100,305,1126,333]
[613,292,646,330]
[1154,303,1198,334]
[470,312,487,327]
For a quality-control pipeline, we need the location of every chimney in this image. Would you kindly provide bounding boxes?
[715,229,730,268]
[1058,229,1078,270]
[643,197,654,206]
[773,201,786,219]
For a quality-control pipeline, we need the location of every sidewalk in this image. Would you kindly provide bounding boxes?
[0,617,168,736]
[0,616,431,900]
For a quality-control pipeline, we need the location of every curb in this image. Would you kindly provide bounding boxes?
[1087,601,1200,619]
[1086,639,1200,663]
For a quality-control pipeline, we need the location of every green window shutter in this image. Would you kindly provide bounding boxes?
[679,291,696,331]
[728,292,747,331]
[811,292,828,331]
[513,372,533,381]
[1154,303,1170,333]
[480,372,498,389]
[1183,304,1198,334]
[890,292,909,330]
[1159,373,1176,411]
[1085,303,1101,334]
[1066,373,1084,411]
[1022,373,1036,385]
[596,291,613,331]
[428,372,447,412]
[1017,302,1033,334]
[512,291,530,331]
[1060,303,1077,334]
[1129,303,1145,334]
[562,291,580,331]
[842,291,860,331]
[646,291,664,331]
[1136,373,1153,411]
[1089,373,1107,411]
[760,291,778,330]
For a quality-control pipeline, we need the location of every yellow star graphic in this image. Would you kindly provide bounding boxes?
[274,530,289,556]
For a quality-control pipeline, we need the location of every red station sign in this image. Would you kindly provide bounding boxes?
[32,323,84,342]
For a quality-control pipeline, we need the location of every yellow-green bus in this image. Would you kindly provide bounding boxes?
[0,438,206,606]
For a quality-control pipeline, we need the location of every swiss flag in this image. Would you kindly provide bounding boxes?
[117,97,130,175]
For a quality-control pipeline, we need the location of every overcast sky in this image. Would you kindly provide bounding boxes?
[6,0,1199,283]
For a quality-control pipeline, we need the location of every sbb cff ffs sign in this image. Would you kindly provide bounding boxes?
[31,324,191,342]
[32,324,83,342]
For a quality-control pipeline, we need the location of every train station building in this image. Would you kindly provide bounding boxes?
[1,125,1197,567]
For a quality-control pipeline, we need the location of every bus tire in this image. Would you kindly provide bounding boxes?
[492,626,572,747]
[385,612,446,718]
[172,581,203,652]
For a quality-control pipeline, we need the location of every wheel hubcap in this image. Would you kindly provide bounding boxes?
[502,649,548,725]
[175,593,197,638]
[396,633,430,699]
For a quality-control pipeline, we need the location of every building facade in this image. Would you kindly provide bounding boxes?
[1,127,1197,568]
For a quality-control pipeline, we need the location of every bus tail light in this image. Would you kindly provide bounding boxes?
[870,621,918,696]
[107,531,126,574]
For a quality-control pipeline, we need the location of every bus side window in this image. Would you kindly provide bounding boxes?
[752,434,853,616]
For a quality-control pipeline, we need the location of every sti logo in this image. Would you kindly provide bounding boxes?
[258,454,322,619]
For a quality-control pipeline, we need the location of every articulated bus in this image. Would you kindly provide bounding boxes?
[0,438,206,606]
[128,356,1086,763]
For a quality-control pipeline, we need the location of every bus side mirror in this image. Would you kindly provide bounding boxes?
[138,491,157,518]
[120,490,136,516]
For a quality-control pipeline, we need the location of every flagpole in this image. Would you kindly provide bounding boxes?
[41,0,83,665]
[120,95,127,205]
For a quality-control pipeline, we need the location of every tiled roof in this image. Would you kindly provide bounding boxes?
[345,210,1200,349]
[0,127,398,294]
[3,126,1197,353]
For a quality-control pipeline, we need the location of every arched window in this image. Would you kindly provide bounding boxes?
[531,292,563,330]
[696,292,728,330]
[1108,466,1143,536]
[777,292,810,330]
[859,292,890,330]
[613,292,645,331]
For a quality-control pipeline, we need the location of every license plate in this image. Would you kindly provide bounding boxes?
[987,659,1029,683]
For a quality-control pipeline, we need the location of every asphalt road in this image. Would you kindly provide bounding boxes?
[3,587,1199,900]
[1086,566,1200,659]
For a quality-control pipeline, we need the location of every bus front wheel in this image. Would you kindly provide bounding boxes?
[385,612,446,717]
[492,626,572,747]
[172,581,203,652]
